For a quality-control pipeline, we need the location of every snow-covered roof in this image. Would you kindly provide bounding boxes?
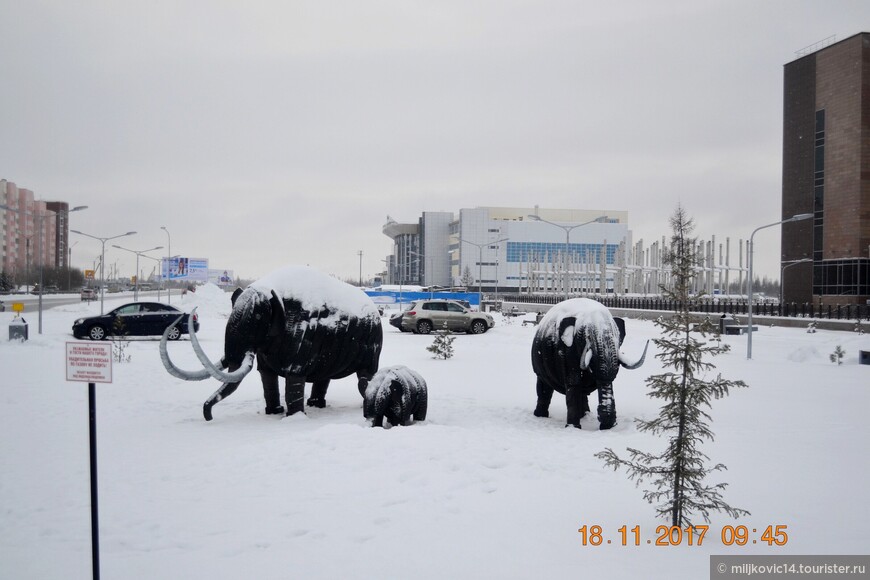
[250,265,379,318]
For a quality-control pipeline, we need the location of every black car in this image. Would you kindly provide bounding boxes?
[72,302,199,340]
[389,310,406,331]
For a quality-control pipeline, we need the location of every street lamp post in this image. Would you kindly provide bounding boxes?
[112,245,164,302]
[161,226,171,304]
[780,258,813,306]
[71,229,137,314]
[527,215,608,300]
[410,251,436,298]
[138,254,165,301]
[1,203,87,333]
[25,237,31,295]
[459,237,509,309]
[747,213,813,359]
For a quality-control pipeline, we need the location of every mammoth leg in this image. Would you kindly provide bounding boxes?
[203,381,240,421]
[565,383,585,429]
[597,382,616,430]
[285,376,305,416]
[371,407,385,428]
[259,363,284,416]
[390,381,408,426]
[357,370,374,398]
[307,379,330,408]
[413,395,427,422]
[578,372,595,418]
[533,377,553,418]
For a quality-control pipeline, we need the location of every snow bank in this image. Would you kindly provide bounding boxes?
[180,282,233,318]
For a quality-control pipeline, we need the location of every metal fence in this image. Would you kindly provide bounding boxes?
[499,293,870,321]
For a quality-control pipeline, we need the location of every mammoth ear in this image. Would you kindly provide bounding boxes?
[230,287,243,307]
[268,290,285,337]
[613,317,627,346]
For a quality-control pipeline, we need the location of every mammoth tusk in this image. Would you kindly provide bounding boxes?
[619,339,650,370]
[160,313,225,381]
[188,307,256,383]
[579,344,593,370]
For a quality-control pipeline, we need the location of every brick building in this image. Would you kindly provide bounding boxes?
[1,179,66,278]
[782,32,870,305]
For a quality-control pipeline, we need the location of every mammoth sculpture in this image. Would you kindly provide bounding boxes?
[160,265,383,421]
[363,365,428,428]
[531,298,648,430]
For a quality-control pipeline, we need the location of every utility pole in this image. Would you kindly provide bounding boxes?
[358,250,363,287]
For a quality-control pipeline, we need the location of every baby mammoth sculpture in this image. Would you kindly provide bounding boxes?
[531,298,648,430]
[363,365,428,428]
[160,265,383,420]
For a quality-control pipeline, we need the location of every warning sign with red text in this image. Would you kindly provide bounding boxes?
[66,342,113,383]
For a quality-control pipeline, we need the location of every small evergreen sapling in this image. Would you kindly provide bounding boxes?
[112,316,132,363]
[426,322,455,360]
[830,345,845,365]
[596,205,749,526]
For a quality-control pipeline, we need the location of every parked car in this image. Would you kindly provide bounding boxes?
[398,299,494,334]
[72,302,199,341]
[81,288,97,301]
[389,308,409,331]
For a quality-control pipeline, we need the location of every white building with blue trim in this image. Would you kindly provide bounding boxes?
[383,206,631,294]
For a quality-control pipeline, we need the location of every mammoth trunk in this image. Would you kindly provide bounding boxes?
[583,322,620,386]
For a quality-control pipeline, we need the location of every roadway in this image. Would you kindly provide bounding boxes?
[0,290,167,313]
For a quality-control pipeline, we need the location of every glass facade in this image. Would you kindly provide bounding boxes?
[506,241,617,264]
[813,109,825,261]
[813,259,870,297]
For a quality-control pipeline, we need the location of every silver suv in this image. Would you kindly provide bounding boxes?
[400,299,494,335]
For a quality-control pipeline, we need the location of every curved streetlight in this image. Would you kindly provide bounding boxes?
[459,237,509,309]
[161,226,171,304]
[780,258,813,306]
[746,213,813,359]
[71,229,137,314]
[112,245,163,302]
[1,203,87,333]
[527,214,608,299]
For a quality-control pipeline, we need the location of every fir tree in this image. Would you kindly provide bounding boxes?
[426,323,455,359]
[596,205,749,526]
[830,346,845,365]
[461,266,475,288]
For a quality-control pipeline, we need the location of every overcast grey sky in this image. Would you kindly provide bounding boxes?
[2,1,868,282]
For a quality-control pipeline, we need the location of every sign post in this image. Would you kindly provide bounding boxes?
[66,342,112,580]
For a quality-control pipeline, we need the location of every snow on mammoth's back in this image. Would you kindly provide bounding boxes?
[250,265,379,319]
[539,297,614,328]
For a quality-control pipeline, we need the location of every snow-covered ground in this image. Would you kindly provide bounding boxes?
[1,283,868,579]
